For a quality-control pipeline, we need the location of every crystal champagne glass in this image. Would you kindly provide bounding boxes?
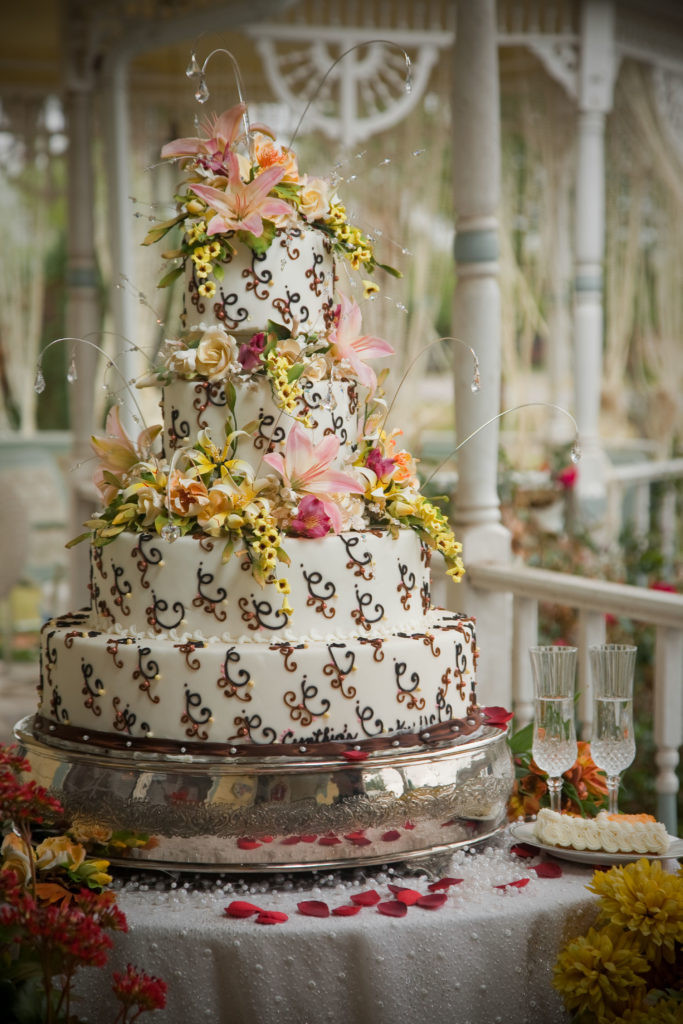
[589,644,637,814]
[530,646,578,812]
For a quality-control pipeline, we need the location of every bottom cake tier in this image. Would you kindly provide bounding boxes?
[38,610,478,754]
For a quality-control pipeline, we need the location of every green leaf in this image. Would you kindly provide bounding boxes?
[224,380,236,413]
[157,264,184,289]
[221,539,235,564]
[508,721,534,755]
[375,261,403,278]
[266,319,291,341]
[142,213,186,246]
[272,181,301,202]
[65,531,92,549]
[276,545,291,566]
[212,262,224,281]
[287,363,305,383]
[238,220,276,255]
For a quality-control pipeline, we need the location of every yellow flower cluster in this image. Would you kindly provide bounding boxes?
[414,496,465,581]
[246,506,292,610]
[553,859,683,1023]
[189,238,222,297]
[265,350,311,426]
[324,203,375,273]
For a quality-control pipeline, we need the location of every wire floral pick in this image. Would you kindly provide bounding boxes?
[380,336,480,435]
[288,41,412,150]
[184,47,254,163]
[34,337,152,450]
[423,402,582,487]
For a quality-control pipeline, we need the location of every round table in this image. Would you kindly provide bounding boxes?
[72,831,603,1024]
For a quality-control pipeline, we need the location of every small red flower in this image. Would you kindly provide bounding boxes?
[112,963,167,1013]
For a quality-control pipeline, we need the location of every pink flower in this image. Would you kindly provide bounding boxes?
[329,293,394,395]
[289,495,332,538]
[263,423,362,533]
[366,446,396,481]
[555,465,578,489]
[160,104,271,173]
[91,406,160,504]
[190,154,291,238]
[238,331,267,372]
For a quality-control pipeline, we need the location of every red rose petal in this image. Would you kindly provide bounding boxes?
[348,836,372,847]
[377,900,408,917]
[237,838,262,850]
[332,905,362,917]
[344,831,367,841]
[404,821,416,830]
[297,900,330,918]
[381,829,401,842]
[416,893,448,910]
[260,835,274,844]
[494,878,530,890]
[224,901,261,918]
[350,890,381,906]
[255,911,288,925]
[300,835,317,843]
[531,862,563,878]
[510,843,538,859]
[387,886,421,906]
[318,835,342,846]
[342,749,369,762]
[428,877,464,891]
[280,836,301,846]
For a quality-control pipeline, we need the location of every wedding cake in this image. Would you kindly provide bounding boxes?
[35,104,485,760]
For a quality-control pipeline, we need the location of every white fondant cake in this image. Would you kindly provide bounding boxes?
[533,809,670,855]
[36,103,480,758]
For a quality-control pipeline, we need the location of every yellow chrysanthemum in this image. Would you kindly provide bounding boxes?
[553,924,649,1022]
[621,997,683,1024]
[589,859,683,964]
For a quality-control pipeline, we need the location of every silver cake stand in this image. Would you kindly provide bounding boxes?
[14,715,514,872]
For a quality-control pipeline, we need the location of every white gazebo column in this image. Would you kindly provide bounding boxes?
[62,2,101,605]
[451,0,512,709]
[573,0,618,522]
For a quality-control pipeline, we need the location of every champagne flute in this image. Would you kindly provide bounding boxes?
[530,646,578,812]
[589,644,637,814]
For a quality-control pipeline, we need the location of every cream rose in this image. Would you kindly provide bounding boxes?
[301,355,330,382]
[299,175,330,222]
[195,328,238,380]
[276,337,304,366]
[166,348,197,376]
[137,486,165,526]
[1,833,32,884]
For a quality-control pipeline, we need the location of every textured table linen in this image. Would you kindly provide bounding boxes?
[73,838,599,1024]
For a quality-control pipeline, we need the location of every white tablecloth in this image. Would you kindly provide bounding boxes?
[74,834,600,1024]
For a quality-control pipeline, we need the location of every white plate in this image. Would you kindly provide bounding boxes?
[509,821,683,866]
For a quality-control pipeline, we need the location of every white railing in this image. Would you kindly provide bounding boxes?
[606,458,683,574]
[467,562,683,835]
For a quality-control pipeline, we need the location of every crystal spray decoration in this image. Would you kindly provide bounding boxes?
[66,354,78,383]
[570,441,582,464]
[195,76,210,103]
[185,51,201,78]
[404,55,413,93]
[33,366,46,394]
[161,523,181,543]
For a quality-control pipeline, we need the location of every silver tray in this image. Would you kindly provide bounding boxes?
[14,715,514,872]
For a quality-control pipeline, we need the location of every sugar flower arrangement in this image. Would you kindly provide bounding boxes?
[144,103,400,286]
[553,858,683,1023]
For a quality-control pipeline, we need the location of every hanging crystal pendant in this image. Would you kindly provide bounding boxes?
[195,76,210,103]
[404,56,413,93]
[66,355,78,383]
[161,523,181,543]
[33,366,46,394]
[570,441,582,464]
[185,51,201,78]
[471,372,481,394]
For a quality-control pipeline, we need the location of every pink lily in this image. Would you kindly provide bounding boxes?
[190,154,291,237]
[160,104,272,171]
[263,423,362,533]
[91,406,160,503]
[329,293,394,395]
[289,495,333,538]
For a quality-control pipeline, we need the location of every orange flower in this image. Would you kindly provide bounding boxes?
[167,472,210,517]
[564,741,609,803]
[508,772,547,820]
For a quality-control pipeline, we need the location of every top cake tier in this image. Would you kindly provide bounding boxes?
[185,225,336,337]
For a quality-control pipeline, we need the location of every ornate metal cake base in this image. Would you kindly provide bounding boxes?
[14,716,514,872]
